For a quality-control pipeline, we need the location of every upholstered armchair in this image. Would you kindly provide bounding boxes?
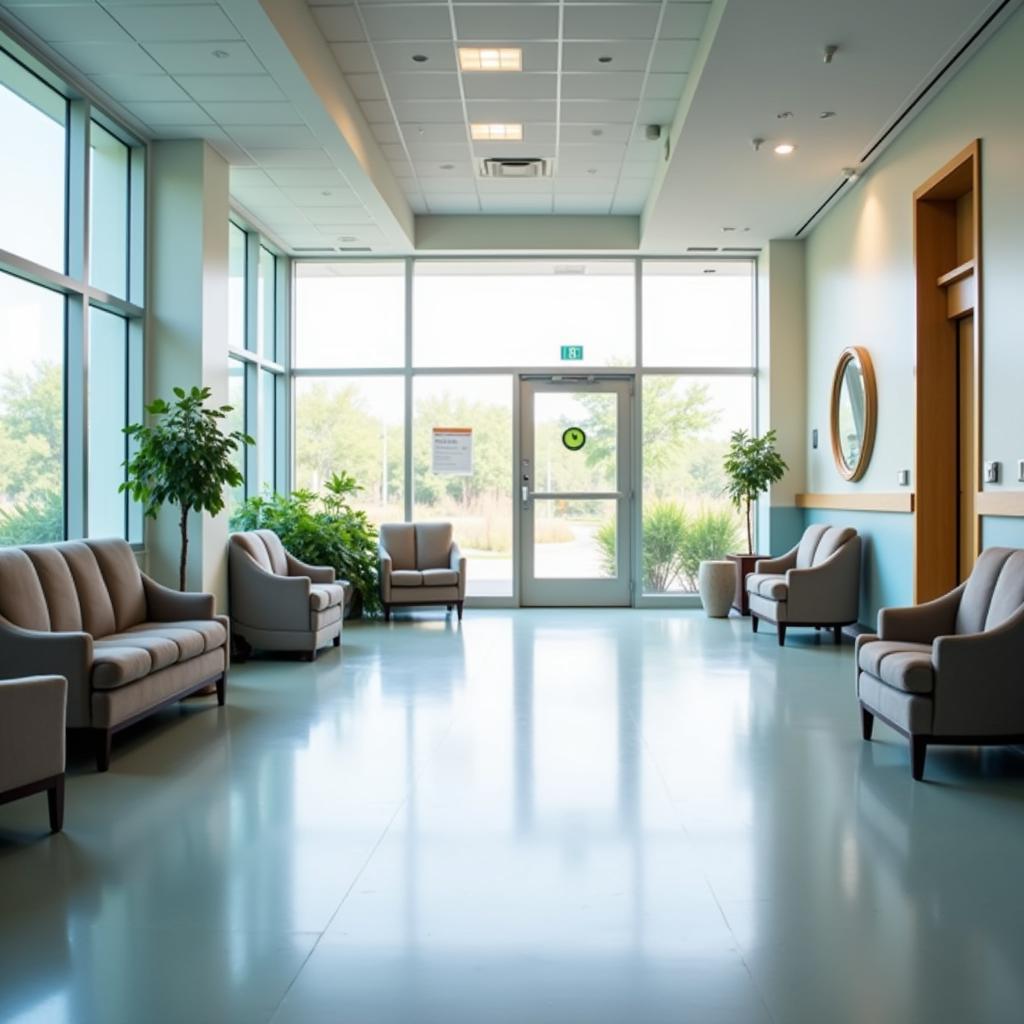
[229,530,348,660]
[379,522,466,621]
[746,524,862,645]
[0,675,67,832]
[857,547,1024,781]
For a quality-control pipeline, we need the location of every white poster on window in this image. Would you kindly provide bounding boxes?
[432,427,473,476]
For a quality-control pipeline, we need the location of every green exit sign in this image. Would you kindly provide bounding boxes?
[560,345,584,361]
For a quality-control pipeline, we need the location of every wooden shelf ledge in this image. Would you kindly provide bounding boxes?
[936,259,975,287]
[796,493,915,513]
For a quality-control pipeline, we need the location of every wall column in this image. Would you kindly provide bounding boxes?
[146,140,230,607]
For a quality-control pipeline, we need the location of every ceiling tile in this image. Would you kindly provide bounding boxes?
[283,185,362,206]
[559,143,629,164]
[554,175,620,193]
[660,2,711,39]
[361,5,452,41]
[345,73,387,101]
[415,160,475,178]
[204,102,305,124]
[149,122,226,140]
[264,167,350,188]
[229,186,298,210]
[479,196,554,213]
[230,168,276,188]
[454,5,558,40]
[121,100,213,124]
[393,100,466,122]
[560,123,630,143]
[382,72,461,100]
[8,4,134,43]
[176,75,286,101]
[142,42,264,75]
[227,125,320,148]
[554,195,612,214]
[400,142,473,163]
[397,122,468,143]
[563,5,661,40]
[369,41,457,71]
[561,72,644,101]
[651,38,699,73]
[88,73,189,101]
[48,42,164,75]
[307,207,377,225]
[620,160,658,178]
[638,98,678,122]
[466,99,556,122]
[358,100,397,123]
[311,5,365,42]
[246,148,335,167]
[461,72,555,101]
[561,100,637,124]
[419,177,478,194]
[371,123,402,144]
[644,73,687,100]
[106,4,241,43]
[328,42,377,73]
[425,195,481,214]
[611,195,644,214]
[562,41,652,73]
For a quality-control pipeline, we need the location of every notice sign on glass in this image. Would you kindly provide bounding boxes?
[432,427,473,476]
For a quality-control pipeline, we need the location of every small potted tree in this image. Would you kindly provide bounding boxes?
[121,386,253,591]
[722,428,788,615]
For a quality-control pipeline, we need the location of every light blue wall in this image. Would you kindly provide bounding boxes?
[981,517,1024,550]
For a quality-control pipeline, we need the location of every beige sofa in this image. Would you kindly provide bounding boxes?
[746,524,861,645]
[0,539,228,772]
[857,547,1024,781]
[0,675,67,832]
[229,530,346,660]
[379,522,466,621]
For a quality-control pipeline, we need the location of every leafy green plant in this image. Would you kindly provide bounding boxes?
[0,490,63,546]
[723,429,788,555]
[599,502,742,592]
[230,472,381,616]
[122,386,253,590]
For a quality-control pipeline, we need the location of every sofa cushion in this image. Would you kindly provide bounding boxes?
[0,548,50,632]
[310,584,345,611]
[422,568,458,587]
[381,524,416,571]
[60,542,117,639]
[88,538,147,631]
[92,646,153,690]
[416,523,453,570]
[96,631,181,672]
[24,546,82,632]
[391,570,422,587]
[812,527,856,566]
[795,524,830,569]
[122,625,204,663]
[746,573,787,601]
[858,640,935,695]
[128,619,227,655]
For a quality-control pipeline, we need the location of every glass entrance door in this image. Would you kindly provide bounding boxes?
[519,377,632,606]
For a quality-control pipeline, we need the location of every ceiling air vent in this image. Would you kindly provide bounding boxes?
[337,246,372,252]
[292,246,336,253]
[686,246,718,252]
[553,264,586,275]
[479,157,552,179]
[721,246,761,253]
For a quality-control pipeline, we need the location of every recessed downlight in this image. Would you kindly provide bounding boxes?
[470,122,523,141]
[598,55,613,64]
[439,163,455,170]
[819,110,836,119]
[411,54,428,63]
[212,49,230,59]
[773,142,796,155]
[458,47,522,72]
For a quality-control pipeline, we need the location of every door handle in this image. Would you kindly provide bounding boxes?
[521,485,530,503]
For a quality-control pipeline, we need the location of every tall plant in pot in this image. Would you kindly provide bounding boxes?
[121,386,253,590]
[721,428,788,614]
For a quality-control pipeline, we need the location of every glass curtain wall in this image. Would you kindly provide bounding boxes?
[292,259,755,601]
[226,219,287,512]
[0,39,144,546]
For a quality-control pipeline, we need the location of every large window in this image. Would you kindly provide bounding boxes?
[291,258,756,602]
[1,39,145,546]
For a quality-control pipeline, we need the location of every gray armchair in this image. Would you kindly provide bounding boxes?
[229,530,348,660]
[746,524,861,645]
[379,522,466,621]
[0,675,67,832]
[857,547,1024,780]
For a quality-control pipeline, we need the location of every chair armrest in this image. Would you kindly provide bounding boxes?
[755,545,798,575]
[285,551,335,584]
[0,618,92,728]
[878,584,964,644]
[450,543,467,601]
[932,606,1024,734]
[142,574,216,621]
[229,546,312,632]
[0,675,68,787]
[855,633,879,662]
[379,547,393,603]
[786,537,861,624]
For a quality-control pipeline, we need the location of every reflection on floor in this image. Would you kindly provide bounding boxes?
[2,610,1024,1023]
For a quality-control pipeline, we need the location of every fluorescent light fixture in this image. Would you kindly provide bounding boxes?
[774,142,796,155]
[470,122,523,141]
[458,47,522,72]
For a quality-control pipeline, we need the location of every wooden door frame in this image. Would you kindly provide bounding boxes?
[913,140,981,602]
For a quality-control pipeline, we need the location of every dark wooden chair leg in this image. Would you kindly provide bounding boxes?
[833,624,843,644]
[47,776,65,833]
[457,601,464,621]
[911,736,928,781]
[384,605,391,622]
[860,707,874,741]
[446,603,453,612]
[751,615,759,633]
[777,622,786,647]
[333,634,341,647]
[301,650,316,662]
[96,731,112,773]
[216,674,226,707]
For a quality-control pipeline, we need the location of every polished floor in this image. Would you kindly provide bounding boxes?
[2,610,1024,1024]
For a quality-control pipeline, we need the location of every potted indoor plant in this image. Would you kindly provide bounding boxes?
[722,428,788,615]
[121,386,253,591]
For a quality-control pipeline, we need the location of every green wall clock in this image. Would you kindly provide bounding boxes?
[562,426,586,452]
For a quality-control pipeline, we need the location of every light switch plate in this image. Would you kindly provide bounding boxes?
[984,461,1000,484]
[811,428,818,449]
[897,469,910,486]
[1018,459,1024,483]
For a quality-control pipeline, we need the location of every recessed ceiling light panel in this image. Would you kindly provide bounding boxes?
[774,142,796,155]
[458,47,522,72]
[471,123,523,141]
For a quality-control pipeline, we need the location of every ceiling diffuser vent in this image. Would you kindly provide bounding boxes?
[337,246,372,252]
[686,246,719,252]
[479,157,552,179]
[292,246,336,253]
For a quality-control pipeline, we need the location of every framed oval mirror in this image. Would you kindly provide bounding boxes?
[830,346,877,481]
